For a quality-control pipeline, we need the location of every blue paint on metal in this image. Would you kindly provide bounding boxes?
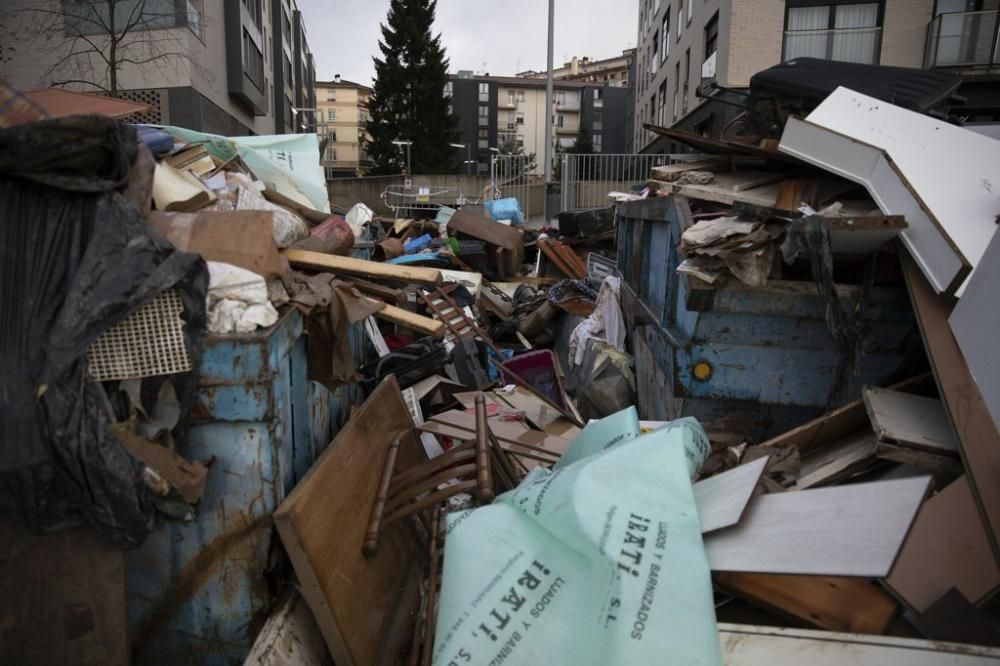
[617,196,916,440]
[125,308,362,665]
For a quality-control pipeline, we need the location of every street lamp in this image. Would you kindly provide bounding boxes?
[291,107,318,132]
[392,139,412,181]
[450,142,472,176]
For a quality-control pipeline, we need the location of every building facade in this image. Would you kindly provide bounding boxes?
[516,49,635,88]
[315,78,373,178]
[447,72,631,176]
[633,0,1000,152]
[0,0,315,136]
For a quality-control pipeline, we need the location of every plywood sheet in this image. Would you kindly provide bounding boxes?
[693,457,768,533]
[244,589,333,666]
[863,386,958,454]
[884,476,1000,614]
[793,431,879,490]
[719,622,1000,664]
[705,476,931,577]
[901,251,1000,559]
[716,573,897,634]
[274,376,424,666]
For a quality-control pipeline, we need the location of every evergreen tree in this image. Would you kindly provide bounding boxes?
[367,0,459,175]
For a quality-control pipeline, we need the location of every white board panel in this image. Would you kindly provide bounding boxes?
[720,623,1000,665]
[704,476,931,577]
[804,87,1000,295]
[692,457,768,533]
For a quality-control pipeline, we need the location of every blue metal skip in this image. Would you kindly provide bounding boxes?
[125,309,364,665]
[616,196,916,440]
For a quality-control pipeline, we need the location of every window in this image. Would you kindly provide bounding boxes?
[326,89,336,101]
[704,12,719,60]
[783,3,881,64]
[479,82,489,103]
[677,0,684,37]
[517,91,525,102]
[556,91,566,107]
[64,0,203,37]
[650,91,657,127]
[243,29,264,89]
[328,109,336,121]
[557,113,565,128]
[686,0,693,24]
[328,130,337,142]
[653,31,660,73]
[508,90,517,105]
[284,55,293,87]
[478,128,489,149]
[478,104,489,126]
[593,109,603,131]
[593,88,603,108]
[517,135,524,148]
[658,80,667,125]
[282,9,292,42]
[516,113,525,125]
[594,133,602,153]
[662,10,671,62]
[444,81,453,98]
[673,62,681,118]
[683,48,690,113]
[243,0,262,28]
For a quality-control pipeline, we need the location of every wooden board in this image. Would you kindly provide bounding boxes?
[429,410,571,457]
[901,251,1000,560]
[373,302,445,337]
[650,159,728,181]
[718,622,1000,664]
[692,457,768,533]
[244,589,333,666]
[794,431,879,490]
[761,374,931,453]
[884,476,1000,614]
[537,239,587,279]
[715,573,897,634]
[863,387,959,455]
[274,376,424,666]
[0,517,127,666]
[284,248,444,285]
[705,476,932,577]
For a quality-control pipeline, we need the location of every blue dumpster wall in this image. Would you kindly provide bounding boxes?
[125,309,366,665]
[616,196,916,440]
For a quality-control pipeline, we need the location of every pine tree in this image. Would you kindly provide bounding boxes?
[367,0,459,175]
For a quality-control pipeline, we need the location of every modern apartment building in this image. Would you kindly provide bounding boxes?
[633,0,1000,152]
[1,0,315,136]
[315,77,373,178]
[516,49,636,88]
[447,72,631,176]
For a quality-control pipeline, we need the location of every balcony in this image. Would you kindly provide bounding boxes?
[498,97,520,109]
[925,10,1000,68]
[782,26,882,65]
[555,97,581,112]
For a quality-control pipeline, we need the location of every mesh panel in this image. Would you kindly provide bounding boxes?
[87,291,191,381]
[116,88,167,125]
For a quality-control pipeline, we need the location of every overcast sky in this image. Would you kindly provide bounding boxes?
[297,0,639,85]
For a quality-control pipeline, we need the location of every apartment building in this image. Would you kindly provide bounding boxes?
[633,0,1000,152]
[1,0,316,136]
[447,73,631,176]
[315,78,373,178]
[516,49,636,88]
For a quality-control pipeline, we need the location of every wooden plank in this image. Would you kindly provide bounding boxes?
[283,248,444,285]
[718,622,1000,664]
[692,457,768,533]
[345,277,406,304]
[863,387,959,455]
[874,442,964,475]
[884,476,1000,614]
[761,374,932,453]
[650,159,728,181]
[716,573,898,634]
[537,239,587,279]
[0,517,127,666]
[705,476,932,577]
[901,251,1000,560]
[794,431,879,490]
[244,588,333,666]
[429,410,570,457]
[274,376,424,666]
[373,303,444,337]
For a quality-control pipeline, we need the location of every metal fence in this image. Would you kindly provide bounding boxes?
[490,155,539,220]
[560,153,697,211]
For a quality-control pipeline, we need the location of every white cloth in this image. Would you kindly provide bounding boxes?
[206,262,279,334]
[568,276,626,366]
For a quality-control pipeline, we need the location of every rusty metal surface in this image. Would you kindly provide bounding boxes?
[125,310,355,665]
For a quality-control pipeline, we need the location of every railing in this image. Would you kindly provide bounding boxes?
[490,155,539,221]
[782,26,882,64]
[560,153,701,211]
[925,10,1000,68]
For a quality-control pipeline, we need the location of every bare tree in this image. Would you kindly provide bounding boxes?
[9,0,208,95]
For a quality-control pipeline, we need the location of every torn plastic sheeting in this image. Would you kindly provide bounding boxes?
[433,411,722,665]
[164,126,330,214]
[568,276,626,366]
[0,116,207,548]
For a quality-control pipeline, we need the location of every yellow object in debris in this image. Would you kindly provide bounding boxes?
[693,361,713,381]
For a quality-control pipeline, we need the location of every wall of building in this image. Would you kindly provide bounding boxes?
[718,0,784,88]
[316,83,371,173]
[880,0,934,67]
